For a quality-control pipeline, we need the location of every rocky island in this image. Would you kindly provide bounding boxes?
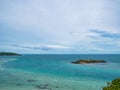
[71,59,106,64]
[0,52,21,56]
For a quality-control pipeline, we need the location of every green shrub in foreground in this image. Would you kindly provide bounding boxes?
[103,78,120,90]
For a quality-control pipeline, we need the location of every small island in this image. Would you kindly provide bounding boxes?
[71,59,106,64]
[0,52,21,56]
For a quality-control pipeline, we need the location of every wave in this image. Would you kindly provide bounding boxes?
[0,58,17,70]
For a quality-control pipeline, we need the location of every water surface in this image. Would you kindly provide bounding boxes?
[0,54,120,90]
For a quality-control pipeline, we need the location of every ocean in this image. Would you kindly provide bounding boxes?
[0,54,120,90]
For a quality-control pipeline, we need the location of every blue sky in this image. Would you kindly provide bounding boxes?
[0,0,120,54]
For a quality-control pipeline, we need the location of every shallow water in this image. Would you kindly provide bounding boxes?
[0,54,120,90]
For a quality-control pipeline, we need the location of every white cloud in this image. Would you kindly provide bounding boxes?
[0,0,120,53]
[10,44,70,50]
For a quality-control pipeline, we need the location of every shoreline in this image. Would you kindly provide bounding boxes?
[0,58,17,70]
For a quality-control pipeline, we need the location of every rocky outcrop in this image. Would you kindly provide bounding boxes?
[71,59,106,64]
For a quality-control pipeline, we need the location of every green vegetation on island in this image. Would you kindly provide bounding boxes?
[71,59,106,64]
[0,52,21,56]
[103,78,120,90]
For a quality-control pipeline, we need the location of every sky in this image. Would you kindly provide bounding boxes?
[0,0,120,54]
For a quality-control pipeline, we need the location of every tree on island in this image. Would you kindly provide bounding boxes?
[0,52,21,56]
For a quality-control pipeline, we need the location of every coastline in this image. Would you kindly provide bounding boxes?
[0,58,17,70]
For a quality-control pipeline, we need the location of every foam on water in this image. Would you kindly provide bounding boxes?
[0,58,17,70]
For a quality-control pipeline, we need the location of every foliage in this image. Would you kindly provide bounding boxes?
[103,78,120,90]
[0,52,21,56]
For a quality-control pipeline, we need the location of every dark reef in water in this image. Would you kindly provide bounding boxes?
[71,59,106,64]
[27,79,37,83]
[34,84,51,90]
[16,83,24,86]
[0,52,21,56]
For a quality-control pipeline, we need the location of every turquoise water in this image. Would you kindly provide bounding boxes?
[0,54,120,90]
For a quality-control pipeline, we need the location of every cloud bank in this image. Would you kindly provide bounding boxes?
[0,0,120,54]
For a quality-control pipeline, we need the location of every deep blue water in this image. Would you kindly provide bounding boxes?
[3,54,120,81]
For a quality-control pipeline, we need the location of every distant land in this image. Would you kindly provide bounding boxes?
[71,59,106,64]
[0,52,21,56]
